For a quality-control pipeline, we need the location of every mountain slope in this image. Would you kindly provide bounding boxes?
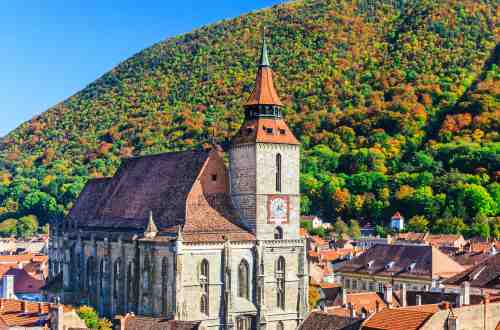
[0,0,498,235]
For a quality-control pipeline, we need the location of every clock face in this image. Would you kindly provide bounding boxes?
[268,196,288,224]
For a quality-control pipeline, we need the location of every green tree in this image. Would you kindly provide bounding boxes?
[16,215,38,239]
[349,219,361,239]
[0,219,17,236]
[468,215,491,240]
[407,215,429,233]
[432,217,467,234]
[334,219,349,235]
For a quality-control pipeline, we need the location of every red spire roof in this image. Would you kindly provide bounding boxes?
[245,38,283,107]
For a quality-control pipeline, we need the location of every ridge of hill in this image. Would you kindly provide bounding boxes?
[0,0,498,237]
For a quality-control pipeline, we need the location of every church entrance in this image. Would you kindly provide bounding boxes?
[236,316,255,330]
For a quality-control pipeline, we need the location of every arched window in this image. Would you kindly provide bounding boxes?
[127,260,136,311]
[274,226,283,240]
[113,259,121,300]
[277,321,284,330]
[200,259,209,288]
[276,257,285,309]
[200,294,208,316]
[276,154,282,192]
[200,259,209,314]
[87,257,94,289]
[238,260,250,299]
[161,257,168,315]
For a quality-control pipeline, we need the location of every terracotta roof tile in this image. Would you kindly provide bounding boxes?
[245,66,283,106]
[231,118,299,145]
[361,304,440,330]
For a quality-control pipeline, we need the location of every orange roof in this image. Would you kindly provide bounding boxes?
[0,299,72,327]
[346,292,391,314]
[231,118,300,145]
[312,235,327,245]
[361,304,440,330]
[319,249,352,262]
[246,65,283,106]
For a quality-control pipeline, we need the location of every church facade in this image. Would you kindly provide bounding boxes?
[49,41,308,330]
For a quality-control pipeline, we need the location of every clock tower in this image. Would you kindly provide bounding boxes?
[229,38,301,241]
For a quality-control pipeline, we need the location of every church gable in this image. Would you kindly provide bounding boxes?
[183,149,255,243]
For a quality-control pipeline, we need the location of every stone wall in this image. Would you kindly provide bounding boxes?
[229,144,257,232]
[422,302,500,330]
[255,143,300,241]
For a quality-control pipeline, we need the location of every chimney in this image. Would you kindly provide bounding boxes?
[1,275,15,299]
[447,315,459,330]
[460,281,470,306]
[384,284,393,305]
[348,303,356,319]
[416,294,422,305]
[342,288,348,306]
[483,293,490,304]
[400,283,407,307]
[22,300,29,313]
[375,300,381,312]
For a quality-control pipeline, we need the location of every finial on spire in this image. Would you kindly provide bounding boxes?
[144,210,159,238]
[260,27,270,67]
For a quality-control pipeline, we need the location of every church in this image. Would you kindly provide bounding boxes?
[49,40,308,330]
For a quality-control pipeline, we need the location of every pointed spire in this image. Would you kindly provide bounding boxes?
[245,29,283,108]
[260,29,270,67]
[144,210,158,238]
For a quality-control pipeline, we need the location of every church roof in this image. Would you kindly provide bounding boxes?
[231,118,299,145]
[69,149,254,243]
[245,38,283,107]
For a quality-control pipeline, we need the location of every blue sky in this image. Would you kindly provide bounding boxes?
[0,1,283,137]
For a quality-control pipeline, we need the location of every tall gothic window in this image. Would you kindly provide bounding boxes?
[276,257,286,309]
[87,257,94,289]
[127,260,136,311]
[276,153,282,192]
[274,226,283,240]
[113,259,121,301]
[161,257,168,315]
[200,259,209,316]
[238,260,250,299]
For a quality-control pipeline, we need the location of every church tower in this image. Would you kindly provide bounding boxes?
[230,38,300,241]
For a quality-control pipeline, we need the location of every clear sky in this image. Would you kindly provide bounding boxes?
[0,1,284,137]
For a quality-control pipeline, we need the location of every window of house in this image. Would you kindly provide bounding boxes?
[211,174,217,181]
[238,260,250,299]
[266,127,273,134]
[378,283,384,293]
[277,321,284,330]
[279,128,286,135]
[276,257,286,309]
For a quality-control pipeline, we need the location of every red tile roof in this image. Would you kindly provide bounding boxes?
[245,66,283,107]
[231,118,300,145]
[361,304,440,330]
[0,299,72,328]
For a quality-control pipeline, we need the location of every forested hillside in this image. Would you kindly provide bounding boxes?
[0,0,498,237]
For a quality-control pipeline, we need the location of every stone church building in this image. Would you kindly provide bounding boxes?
[49,41,308,330]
